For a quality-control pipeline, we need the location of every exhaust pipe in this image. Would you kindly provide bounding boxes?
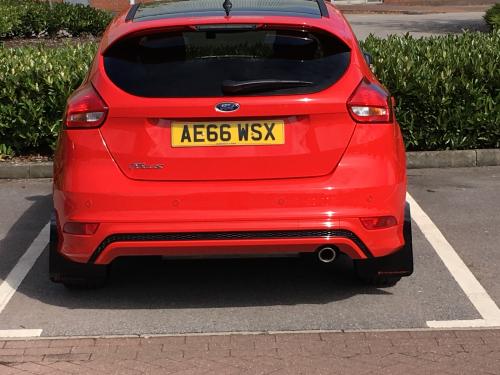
[317,246,338,264]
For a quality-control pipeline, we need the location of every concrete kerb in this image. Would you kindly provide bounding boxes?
[406,149,500,169]
[1,326,500,341]
[0,149,499,179]
[0,162,53,179]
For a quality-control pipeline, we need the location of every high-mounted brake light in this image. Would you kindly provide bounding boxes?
[64,84,108,129]
[347,79,392,123]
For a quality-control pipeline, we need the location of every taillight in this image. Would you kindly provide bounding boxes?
[347,79,392,123]
[64,84,108,129]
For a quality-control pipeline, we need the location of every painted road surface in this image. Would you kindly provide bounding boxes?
[0,167,499,337]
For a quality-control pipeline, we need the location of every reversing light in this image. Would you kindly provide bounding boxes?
[360,216,397,230]
[347,79,392,123]
[64,84,108,129]
[63,222,100,235]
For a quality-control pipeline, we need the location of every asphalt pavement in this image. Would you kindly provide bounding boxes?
[0,166,498,337]
[408,167,500,308]
[346,12,488,39]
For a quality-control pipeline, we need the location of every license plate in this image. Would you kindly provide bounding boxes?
[171,120,285,147]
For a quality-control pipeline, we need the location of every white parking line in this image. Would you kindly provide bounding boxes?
[407,193,500,328]
[0,222,48,337]
[0,329,42,338]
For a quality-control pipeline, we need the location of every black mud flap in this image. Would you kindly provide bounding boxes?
[354,202,414,278]
[49,212,108,285]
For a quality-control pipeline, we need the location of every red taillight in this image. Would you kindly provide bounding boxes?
[347,79,392,123]
[64,84,108,129]
[63,222,100,235]
[360,216,397,230]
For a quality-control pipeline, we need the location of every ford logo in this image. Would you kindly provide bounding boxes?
[215,102,240,112]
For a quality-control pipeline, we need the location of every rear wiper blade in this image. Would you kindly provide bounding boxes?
[221,79,313,95]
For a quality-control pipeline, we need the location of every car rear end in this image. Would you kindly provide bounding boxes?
[51,0,413,288]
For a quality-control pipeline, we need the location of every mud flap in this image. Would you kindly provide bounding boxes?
[49,212,108,285]
[354,202,414,278]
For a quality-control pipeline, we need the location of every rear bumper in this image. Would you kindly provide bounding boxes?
[65,224,403,265]
[53,123,407,264]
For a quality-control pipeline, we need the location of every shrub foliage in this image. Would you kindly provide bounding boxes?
[485,3,500,31]
[361,32,499,151]
[0,32,499,156]
[0,43,98,155]
[0,0,112,38]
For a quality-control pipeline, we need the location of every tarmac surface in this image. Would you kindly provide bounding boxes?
[345,12,488,39]
[0,167,499,374]
[0,166,498,337]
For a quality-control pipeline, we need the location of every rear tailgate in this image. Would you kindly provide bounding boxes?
[94,24,360,181]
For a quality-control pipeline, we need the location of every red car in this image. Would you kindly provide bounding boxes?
[50,0,413,288]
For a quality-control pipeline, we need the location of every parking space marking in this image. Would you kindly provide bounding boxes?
[425,319,499,328]
[407,193,500,328]
[0,222,49,315]
[0,329,42,338]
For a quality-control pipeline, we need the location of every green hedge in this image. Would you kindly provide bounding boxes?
[0,43,98,155]
[0,31,499,156]
[0,0,112,38]
[361,32,499,151]
[485,4,500,31]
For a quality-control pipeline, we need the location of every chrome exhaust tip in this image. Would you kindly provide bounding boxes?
[317,246,338,264]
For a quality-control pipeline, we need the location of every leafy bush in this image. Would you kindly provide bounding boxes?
[485,4,500,31]
[0,0,112,39]
[0,43,97,155]
[0,143,13,158]
[0,32,499,156]
[361,32,500,151]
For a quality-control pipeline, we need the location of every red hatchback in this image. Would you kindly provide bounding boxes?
[50,0,413,288]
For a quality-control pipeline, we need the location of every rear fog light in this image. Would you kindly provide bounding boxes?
[63,222,100,235]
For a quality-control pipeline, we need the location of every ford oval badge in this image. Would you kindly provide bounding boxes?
[215,102,240,112]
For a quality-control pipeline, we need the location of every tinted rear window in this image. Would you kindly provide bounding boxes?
[104,27,350,97]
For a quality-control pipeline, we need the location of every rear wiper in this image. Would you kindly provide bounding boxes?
[221,79,313,95]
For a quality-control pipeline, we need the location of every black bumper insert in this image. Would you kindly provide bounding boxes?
[89,229,373,263]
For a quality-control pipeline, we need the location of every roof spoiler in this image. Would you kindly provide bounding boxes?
[125,0,329,22]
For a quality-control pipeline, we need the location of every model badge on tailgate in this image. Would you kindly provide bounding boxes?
[128,162,164,169]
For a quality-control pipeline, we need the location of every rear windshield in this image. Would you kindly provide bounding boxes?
[103,27,351,97]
